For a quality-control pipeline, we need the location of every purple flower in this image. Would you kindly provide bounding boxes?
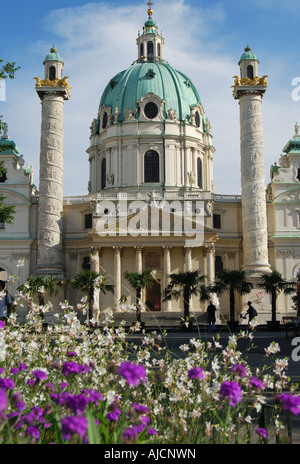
[19,363,28,371]
[65,394,90,415]
[61,416,88,441]
[0,389,7,412]
[85,389,103,405]
[22,407,44,426]
[118,362,146,386]
[219,381,242,407]
[32,370,48,382]
[0,378,15,391]
[106,412,120,422]
[131,403,149,414]
[66,351,77,357]
[188,367,205,380]
[59,382,68,391]
[61,361,82,377]
[256,428,267,439]
[0,321,5,329]
[147,427,157,436]
[249,376,265,391]
[122,425,141,443]
[232,364,247,377]
[276,393,300,416]
[10,368,20,375]
[26,426,40,441]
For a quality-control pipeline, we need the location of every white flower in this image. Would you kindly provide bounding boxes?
[179,344,190,352]
[265,342,280,356]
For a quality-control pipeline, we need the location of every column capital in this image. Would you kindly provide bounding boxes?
[134,246,144,253]
[113,246,122,253]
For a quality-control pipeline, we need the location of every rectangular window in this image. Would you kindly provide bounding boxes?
[213,214,221,229]
[84,214,92,229]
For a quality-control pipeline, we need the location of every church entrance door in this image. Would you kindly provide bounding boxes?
[146,279,161,311]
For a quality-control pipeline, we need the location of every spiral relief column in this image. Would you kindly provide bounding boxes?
[233,46,270,277]
[35,48,71,277]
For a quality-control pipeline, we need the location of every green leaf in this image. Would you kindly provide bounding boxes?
[87,411,101,444]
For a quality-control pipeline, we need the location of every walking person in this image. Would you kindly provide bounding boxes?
[207,299,217,333]
[0,280,12,323]
[245,301,257,329]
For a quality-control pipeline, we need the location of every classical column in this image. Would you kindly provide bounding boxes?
[134,246,143,273]
[185,247,192,271]
[91,247,100,317]
[184,247,193,311]
[206,245,215,284]
[35,94,66,276]
[233,49,270,277]
[35,54,70,277]
[163,246,172,311]
[113,247,122,307]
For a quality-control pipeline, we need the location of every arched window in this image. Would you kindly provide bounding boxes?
[247,65,254,79]
[147,41,154,59]
[144,150,159,183]
[140,43,144,57]
[157,43,161,58]
[197,158,203,189]
[49,66,56,81]
[101,158,106,189]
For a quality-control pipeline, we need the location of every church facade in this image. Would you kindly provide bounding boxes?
[1,4,300,323]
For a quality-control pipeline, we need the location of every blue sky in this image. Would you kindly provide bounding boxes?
[1,0,300,196]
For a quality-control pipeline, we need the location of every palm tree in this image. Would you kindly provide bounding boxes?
[214,269,253,324]
[259,270,296,324]
[71,269,114,323]
[163,270,207,321]
[123,269,155,323]
[18,275,65,318]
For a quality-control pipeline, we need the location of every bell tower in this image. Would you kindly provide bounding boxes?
[34,47,71,277]
[233,46,270,277]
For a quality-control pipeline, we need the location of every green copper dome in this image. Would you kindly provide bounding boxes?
[43,47,64,65]
[239,45,258,63]
[100,61,202,123]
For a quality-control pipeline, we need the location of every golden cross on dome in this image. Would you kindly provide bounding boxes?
[147,1,154,17]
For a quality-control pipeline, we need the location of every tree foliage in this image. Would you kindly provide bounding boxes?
[124,269,155,322]
[71,269,114,322]
[259,270,296,323]
[0,58,20,80]
[163,270,208,321]
[213,269,253,323]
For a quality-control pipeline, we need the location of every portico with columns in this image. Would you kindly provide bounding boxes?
[77,240,217,314]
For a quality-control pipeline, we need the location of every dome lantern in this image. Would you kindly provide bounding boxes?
[43,46,64,81]
[238,45,259,80]
[136,1,165,63]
